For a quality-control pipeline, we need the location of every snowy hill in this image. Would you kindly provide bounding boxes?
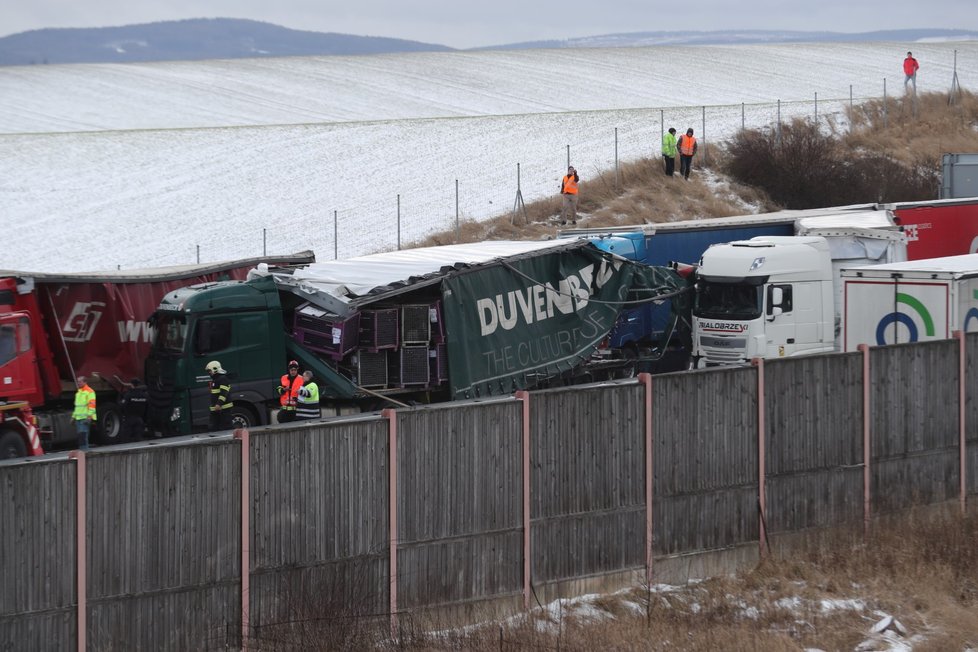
[0,18,453,66]
[491,29,978,50]
[1,41,976,272]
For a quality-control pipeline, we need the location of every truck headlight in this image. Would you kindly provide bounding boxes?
[170,407,181,422]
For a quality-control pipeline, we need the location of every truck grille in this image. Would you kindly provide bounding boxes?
[698,335,748,364]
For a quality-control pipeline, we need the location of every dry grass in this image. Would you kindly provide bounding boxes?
[390,509,978,651]
[847,91,978,167]
[245,509,978,650]
[412,91,978,252]
[412,156,776,250]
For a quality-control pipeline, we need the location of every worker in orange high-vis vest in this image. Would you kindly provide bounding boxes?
[276,359,304,423]
[677,128,698,180]
[559,165,580,225]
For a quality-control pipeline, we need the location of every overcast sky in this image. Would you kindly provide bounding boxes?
[1,0,974,49]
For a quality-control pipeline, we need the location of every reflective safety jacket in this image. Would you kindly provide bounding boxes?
[661,132,678,157]
[278,373,304,410]
[73,384,97,421]
[209,373,232,412]
[296,382,320,420]
[678,134,697,156]
[561,173,579,195]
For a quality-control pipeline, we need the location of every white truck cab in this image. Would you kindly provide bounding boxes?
[692,236,835,366]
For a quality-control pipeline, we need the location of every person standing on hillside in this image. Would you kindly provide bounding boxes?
[903,51,919,94]
[559,165,580,226]
[677,128,698,180]
[205,360,233,431]
[661,127,678,177]
[73,375,97,451]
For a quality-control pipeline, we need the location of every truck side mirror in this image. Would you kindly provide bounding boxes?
[767,286,783,319]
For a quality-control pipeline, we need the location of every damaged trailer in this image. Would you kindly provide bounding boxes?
[146,239,689,434]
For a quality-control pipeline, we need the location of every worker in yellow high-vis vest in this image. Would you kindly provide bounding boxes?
[73,375,97,450]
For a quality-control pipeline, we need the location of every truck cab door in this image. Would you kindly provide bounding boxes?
[0,314,38,401]
[765,284,796,357]
[189,313,278,428]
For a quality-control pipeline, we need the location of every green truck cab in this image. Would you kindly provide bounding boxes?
[145,274,360,434]
[146,276,286,434]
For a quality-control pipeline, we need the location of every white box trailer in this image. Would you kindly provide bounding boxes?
[841,254,978,351]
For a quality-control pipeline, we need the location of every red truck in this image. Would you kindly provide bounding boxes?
[0,252,314,458]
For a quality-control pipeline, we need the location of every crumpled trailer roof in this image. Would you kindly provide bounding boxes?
[264,240,590,316]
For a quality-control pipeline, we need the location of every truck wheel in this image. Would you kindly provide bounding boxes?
[0,430,27,459]
[95,402,124,445]
[229,405,258,430]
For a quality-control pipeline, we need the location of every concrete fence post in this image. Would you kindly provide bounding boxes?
[858,344,872,539]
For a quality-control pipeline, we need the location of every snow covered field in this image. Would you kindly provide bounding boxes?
[1,40,976,272]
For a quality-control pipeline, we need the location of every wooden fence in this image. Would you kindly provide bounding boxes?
[2,335,977,650]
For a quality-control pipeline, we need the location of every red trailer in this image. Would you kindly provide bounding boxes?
[891,198,978,260]
[0,252,314,458]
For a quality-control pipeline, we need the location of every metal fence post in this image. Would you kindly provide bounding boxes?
[776,99,782,146]
[849,85,854,135]
[701,106,706,165]
[660,109,664,148]
[614,127,619,190]
[883,78,888,129]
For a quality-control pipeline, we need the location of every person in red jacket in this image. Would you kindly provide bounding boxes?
[903,51,919,94]
[276,359,304,423]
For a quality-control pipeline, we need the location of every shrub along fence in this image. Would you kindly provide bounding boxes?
[1,334,977,650]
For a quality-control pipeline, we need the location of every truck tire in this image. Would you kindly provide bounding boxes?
[95,402,124,445]
[229,404,258,430]
[0,429,27,459]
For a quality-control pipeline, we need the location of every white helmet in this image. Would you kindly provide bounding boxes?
[205,360,225,374]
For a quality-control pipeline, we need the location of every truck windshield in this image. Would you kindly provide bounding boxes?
[151,313,188,353]
[694,281,763,320]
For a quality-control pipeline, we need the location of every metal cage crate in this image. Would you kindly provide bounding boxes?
[292,303,360,361]
[359,308,399,351]
[401,304,431,345]
[429,343,448,384]
[399,346,430,386]
[356,350,389,388]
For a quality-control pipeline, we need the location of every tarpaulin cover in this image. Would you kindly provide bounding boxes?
[442,244,685,399]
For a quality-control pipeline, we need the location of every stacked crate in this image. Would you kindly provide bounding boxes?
[292,303,359,361]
